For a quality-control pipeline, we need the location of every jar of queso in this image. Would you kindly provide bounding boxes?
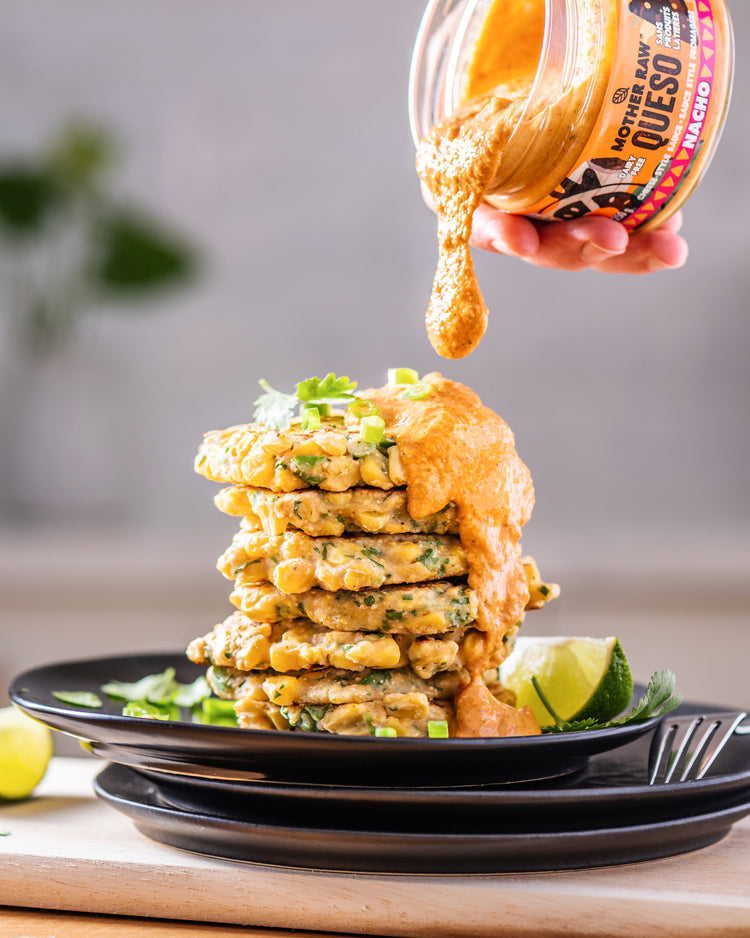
[409,0,734,232]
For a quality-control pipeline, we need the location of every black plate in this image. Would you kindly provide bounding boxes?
[10,652,661,787]
[94,762,750,873]
[126,725,750,833]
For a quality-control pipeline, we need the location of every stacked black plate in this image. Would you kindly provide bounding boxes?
[10,652,750,873]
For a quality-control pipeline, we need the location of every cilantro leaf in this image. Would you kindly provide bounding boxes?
[100,667,211,710]
[252,373,358,429]
[611,670,682,725]
[253,379,298,430]
[102,668,179,703]
[296,373,357,405]
[172,675,212,708]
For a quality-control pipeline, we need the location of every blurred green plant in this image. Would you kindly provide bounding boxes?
[0,122,197,355]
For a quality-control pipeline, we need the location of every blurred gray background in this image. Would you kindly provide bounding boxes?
[1,0,748,734]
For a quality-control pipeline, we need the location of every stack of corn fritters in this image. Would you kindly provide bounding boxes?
[188,404,557,737]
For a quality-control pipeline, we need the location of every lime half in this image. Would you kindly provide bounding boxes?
[498,636,633,728]
[0,706,54,800]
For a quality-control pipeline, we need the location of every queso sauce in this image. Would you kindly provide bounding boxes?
[368,374,540,737]
[416,0,607,360]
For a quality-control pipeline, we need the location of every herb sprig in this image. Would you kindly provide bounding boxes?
[538,670,681,734]
[253,373,358,429]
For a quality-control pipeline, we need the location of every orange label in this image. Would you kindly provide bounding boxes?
[526,0,722,230]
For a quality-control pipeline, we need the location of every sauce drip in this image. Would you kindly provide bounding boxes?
[416,94,527,360]
[415,0,614,359]
[367,374,540,737]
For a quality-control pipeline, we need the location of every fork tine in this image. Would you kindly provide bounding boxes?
[663,716,704,784]
[677,717,721,782]
[648,711,748,785]
[695,711,748,780]
[648,719,677,784]
[648,716,699,784]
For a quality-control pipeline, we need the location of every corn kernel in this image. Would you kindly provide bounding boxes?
[356,510,384,532]
[359,454,392,489]
[343,565,382,591]
[274,559,316,594]
[315,430,348,456]
[461,630,486,663]
[391,541,423,564]
[387,446,407,484]
[262,676,298,707]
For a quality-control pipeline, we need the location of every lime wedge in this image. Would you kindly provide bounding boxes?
[498,636,633,728]
[0,706,53,801]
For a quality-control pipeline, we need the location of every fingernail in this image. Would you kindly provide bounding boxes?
[581,241,624,265]
[647,256,681,272]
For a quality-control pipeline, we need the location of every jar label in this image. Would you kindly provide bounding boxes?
[525,0,722,230]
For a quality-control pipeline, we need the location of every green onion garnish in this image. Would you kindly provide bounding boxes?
[348,398,380,419]
[403,381,434,401]
[196,698,239,726]
[301,406,321,431]
[375,726,398,737]
[387,367,419,387]
[52,690,103,709]
[427,720,449,738]
[123,700,179,721]
[360,415,385,444]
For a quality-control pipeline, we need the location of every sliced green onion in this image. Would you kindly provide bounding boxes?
[123,700,179,721]
[375,726,398,737]
[301,406,321,431]
[360,415,385,444]
[388,367,419,387]
[201,698,237,718]
[195,697,239,726]
[52,690,103,709]
[403,381,434,401]
[348,398,380,419]
[427,719,449,738]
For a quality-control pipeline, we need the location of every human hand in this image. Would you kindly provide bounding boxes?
[469,203,688,273]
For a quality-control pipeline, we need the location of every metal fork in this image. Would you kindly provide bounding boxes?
[648,711,749,785]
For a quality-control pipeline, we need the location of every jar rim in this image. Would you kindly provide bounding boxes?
[408,0,570,149]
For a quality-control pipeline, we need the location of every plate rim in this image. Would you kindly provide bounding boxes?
[93,761,750,873]
[9,649,662,750]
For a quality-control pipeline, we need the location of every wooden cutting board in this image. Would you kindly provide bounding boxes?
[1,758,749,938]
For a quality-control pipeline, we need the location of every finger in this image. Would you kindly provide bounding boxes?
[470,205,540,257]
[518,215,630,271]
[590,228,689,273]
[656,209,684,235]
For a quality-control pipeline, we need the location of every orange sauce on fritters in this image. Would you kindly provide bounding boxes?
[367,374,540,737]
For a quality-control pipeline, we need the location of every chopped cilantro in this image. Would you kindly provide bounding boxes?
[289,454,326,485]
[359,670,391,685]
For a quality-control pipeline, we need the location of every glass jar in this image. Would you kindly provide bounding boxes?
[409,0,734,231]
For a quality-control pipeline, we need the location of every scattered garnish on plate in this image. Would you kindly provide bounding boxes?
[51,690,103,708]
[52,668,238,726]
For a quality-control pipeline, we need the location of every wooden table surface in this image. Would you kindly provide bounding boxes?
[1,757,749,938]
